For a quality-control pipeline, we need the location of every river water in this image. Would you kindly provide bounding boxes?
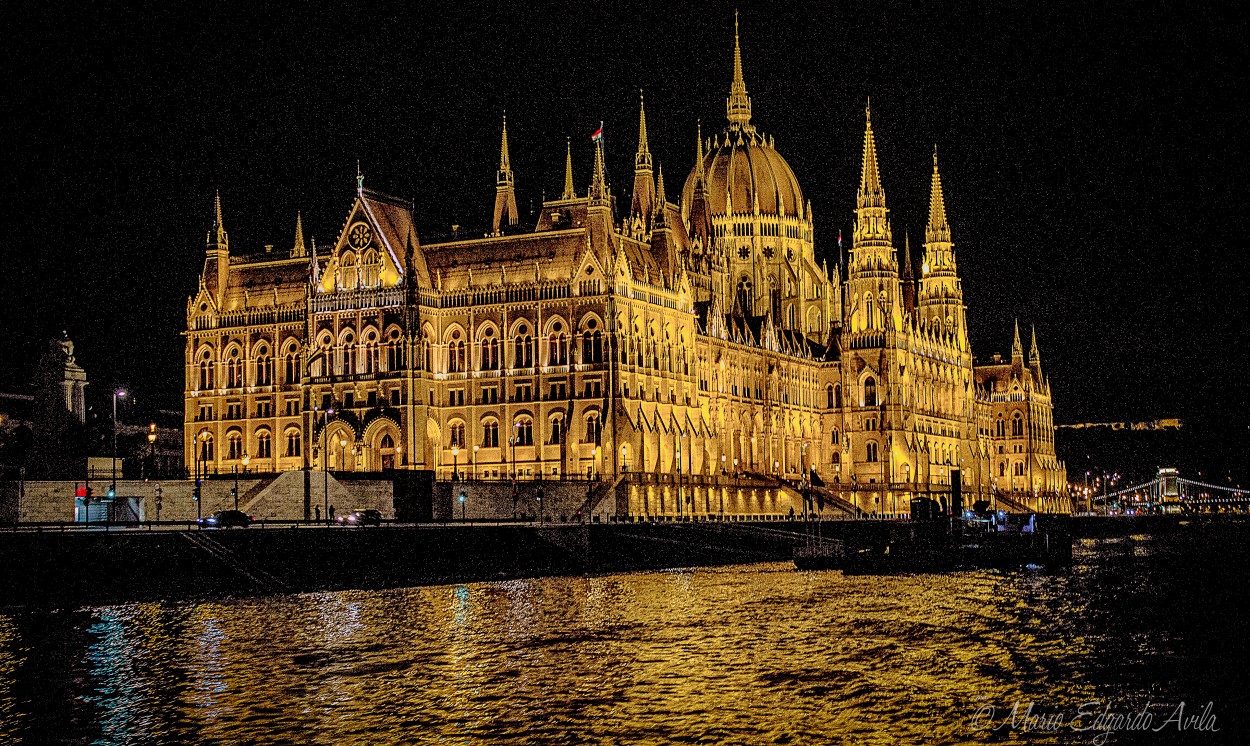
[1,524,1246,744]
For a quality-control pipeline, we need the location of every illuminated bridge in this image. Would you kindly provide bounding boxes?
[1095,468,1249,514]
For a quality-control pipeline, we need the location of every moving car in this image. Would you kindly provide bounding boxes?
[198,509,253,528]
[337,509,382,527]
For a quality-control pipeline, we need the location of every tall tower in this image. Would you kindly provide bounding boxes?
[492,115,519,234]
[847,104,900,333]
[918,147,966,344]
[631,92,655,219]
[726,10,753,133]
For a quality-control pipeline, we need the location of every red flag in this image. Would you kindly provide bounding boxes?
[591,122,603,141]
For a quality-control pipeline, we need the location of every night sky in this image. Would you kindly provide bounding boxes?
[3,3,1246,449]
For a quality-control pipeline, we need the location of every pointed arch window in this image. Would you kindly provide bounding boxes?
[736,278,753,313]
[255,346,272,386]
[284,347,300,383]
[481,419,499,448]
[866,441,879,463]
[362,250,381,287]
[361,329,380,374]
[585,413,600,443]
[285,429,302,458]
[255,429,272,459]
[996,416,1005,438]
[226,348,244,388]
[513,326,533,368]
[198,350,215,391]
[1012,412,1024,437]
[198,432,214,462]
[863,377,877,407]
[548,415,563,445]
[548,321,568,366]
[513,417,533,446]
[227,430,243,460]
[386,329,403,371]
[480,328,500,370]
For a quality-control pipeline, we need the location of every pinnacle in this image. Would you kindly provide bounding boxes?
[856,103,886,210]
[499,114,512,172]
[562,137,575,200]
[926,145,951,244]
[726,10,753,129]
[636,90,651,167]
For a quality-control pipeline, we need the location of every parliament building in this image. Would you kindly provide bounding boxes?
[184,20,1068,518]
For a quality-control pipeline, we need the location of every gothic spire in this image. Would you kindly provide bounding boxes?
[725,10,753,130]
[926,145,951,245]
[857,101,885,210]
[562,137,575,200]
[1029,325,1041,367]
[492,114,518,233]
[694,120,707,187]
[1012,319,1024,361]
[655,163,667,207]
[902,232,914,280]
[590,123,609,203]
[208,190,228,250]
[292,211,306,258]
[635,90,651,170]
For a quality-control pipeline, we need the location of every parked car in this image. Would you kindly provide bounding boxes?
[337,509,382,527]
[198,510,253,528]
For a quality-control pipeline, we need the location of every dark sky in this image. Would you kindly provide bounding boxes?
[3,2,1247,431]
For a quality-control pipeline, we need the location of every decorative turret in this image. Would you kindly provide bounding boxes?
[726,11,753,132]
[204,191,230,303]
[492,115,519,234]
[631,91,655,219]
[561,137,576,200]
[687,121,712,251]
[1012,319,1024,368]
[291,212,306,258]
[850,103,894,273]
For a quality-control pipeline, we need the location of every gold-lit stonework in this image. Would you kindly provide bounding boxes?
[184,21,1066,517]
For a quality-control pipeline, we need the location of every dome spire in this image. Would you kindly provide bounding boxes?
[561,137,575,200]
[726,10,753,130]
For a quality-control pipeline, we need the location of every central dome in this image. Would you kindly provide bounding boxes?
[681,130,805,219]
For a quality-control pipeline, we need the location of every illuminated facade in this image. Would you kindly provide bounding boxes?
[184,21,1067,516]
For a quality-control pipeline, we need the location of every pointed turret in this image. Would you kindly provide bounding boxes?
[687,122,712,250]
[631,91,655,219]
[203,191,230,303]
[725,11,753,131]
[310,236,321,289]
[655,164,667,207]
[918,145,966,344]
[492,115,519,234]
[561,138,576,200]
[291,212,306,258]
[850,102,894,281]
[1012,319,1024,363]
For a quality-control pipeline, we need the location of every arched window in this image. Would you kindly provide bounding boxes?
[227,430,243,460]
[362,250,381,287]
[482,420,499,448]
[313,334,332,377]
[198,350,215,390]
[582,319,603,363]
[548,416,563,444]
[198,432,214,462]
[254,346,272,386]
[338,332,356,376]
[284,348,300,383]
[361,330,379,375]
[834,384,842,408]
[865,295,875,329]
[999,462,1007,477]
[1011,412,1024,437]
[255,430,271,459]
[866,441,879,463]
[513,417,533,446]
[585,413,600,443]
[826,384,835,409]
[339,252,358,289]
[448,422,466,449]
[226,348,243,388]
[447,330,466,373]
[830,428,840,445]
[479,328,499,370]
[386,329,403,371]
[787,304,797,329]
[285,429,302,457]
[863,377,877,407]
[996,416,1005,438]
[513,325,533,368]
[1013,461,1025,476]
[548,321,568,366]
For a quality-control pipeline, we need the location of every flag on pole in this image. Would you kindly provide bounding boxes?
[591,122,603,141]
[837,229,843,249]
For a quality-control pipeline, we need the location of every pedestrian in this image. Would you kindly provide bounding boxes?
[329,504,335,521]
[315,505,321,522]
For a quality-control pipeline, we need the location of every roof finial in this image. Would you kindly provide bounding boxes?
[499,113,512,172]
[655,163,666,207]
[695,119,706,184]
[562,137,575,200]
[1012,319,1024,360]
[1029,325,1041,366]
[356,160,364,196]
[210,190,228,249]
[635,89,652,169]
[493,114,518,232]
[726,10,752,129]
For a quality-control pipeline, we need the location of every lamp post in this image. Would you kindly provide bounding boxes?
[459,487,466,522]
[452,446,459,482]
[321,407,335,523]
[112,390,126,500]
[621,444,629,472]
[146,424,157,480]
[593,445,600,481]
[472,444,479,479]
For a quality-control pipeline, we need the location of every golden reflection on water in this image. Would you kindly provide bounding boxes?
[0,531,1241,744]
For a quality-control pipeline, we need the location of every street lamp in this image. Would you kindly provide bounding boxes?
[146,424,157,480]
[621,444,629,472]
[317,406,334,524]
[472,444,479,479]
[459,487,466,522]
[452,446,459,482]
[112,390,126,499]
[593,445,600,481]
